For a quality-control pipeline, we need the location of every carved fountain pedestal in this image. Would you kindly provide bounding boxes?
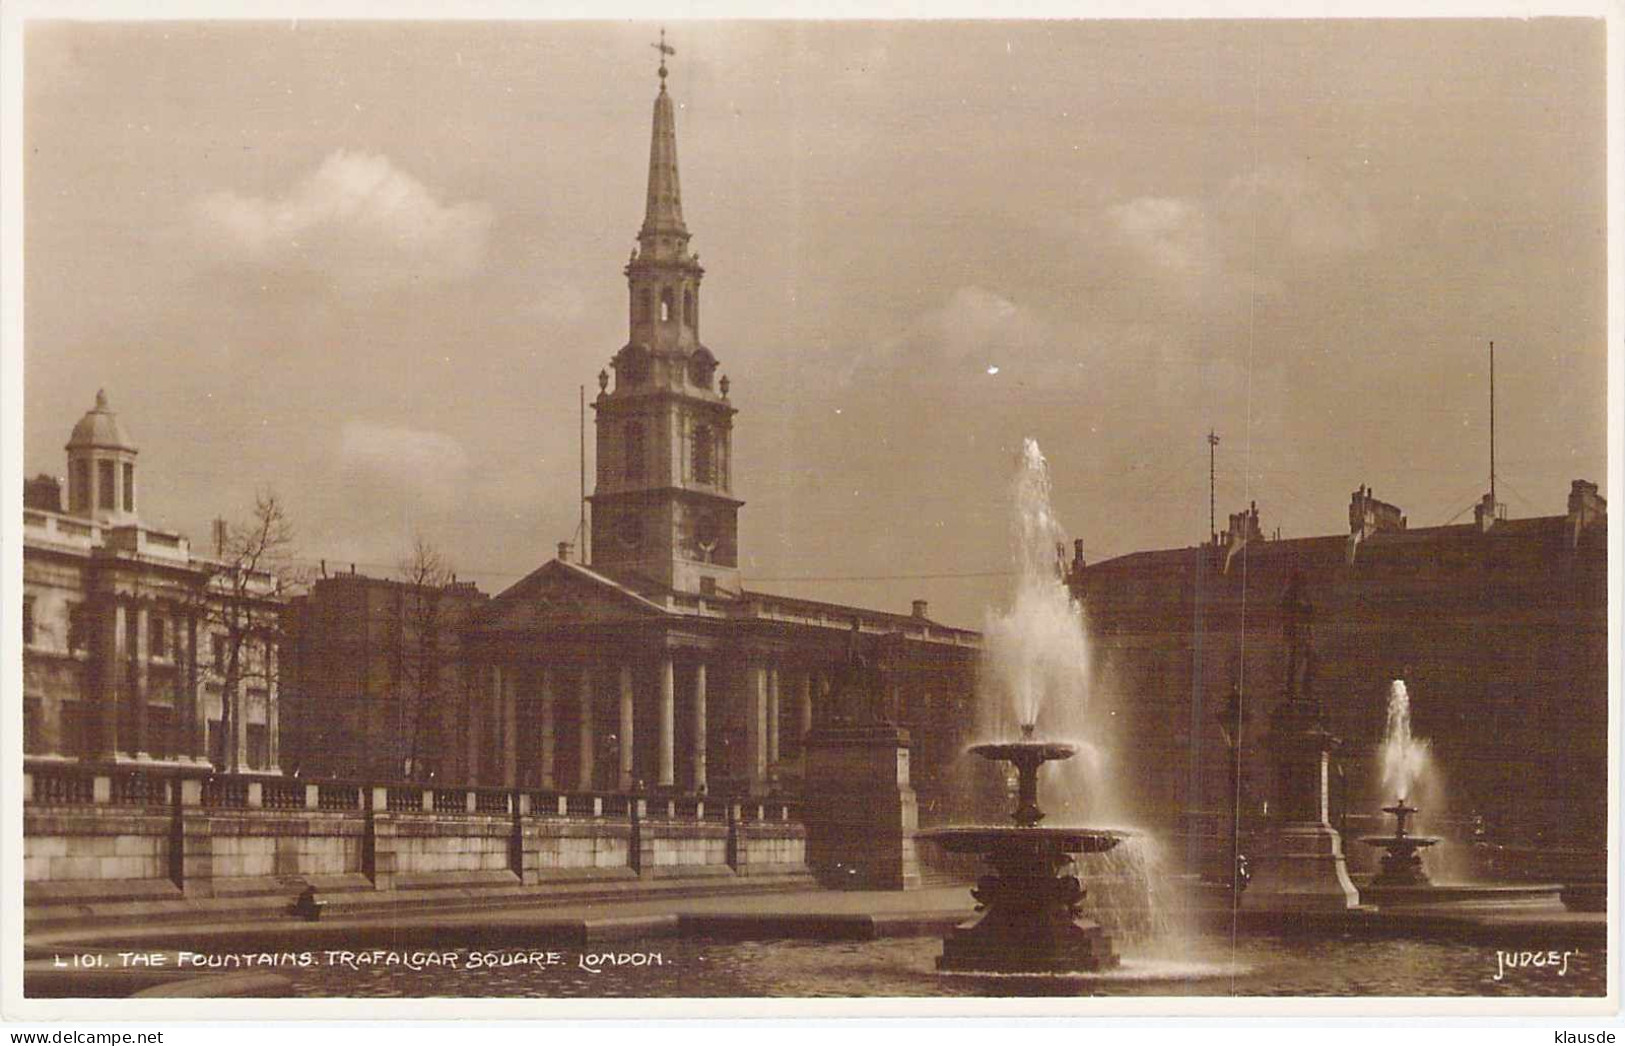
[921,726,1124,973]
[1361,799,1440,887]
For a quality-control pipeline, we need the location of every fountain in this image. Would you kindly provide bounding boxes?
[921,724,1126,973]
[1361,797,1440,886]
[1360,682,1440,886]
[913,440,1133,973]
[1354,681,1562,911]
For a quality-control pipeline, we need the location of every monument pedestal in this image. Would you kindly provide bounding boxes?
[1243,709,1359,912]
[800,724,920,890]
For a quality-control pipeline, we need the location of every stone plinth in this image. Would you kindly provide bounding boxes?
[1243,707,1359,912]
[800,725,920,890]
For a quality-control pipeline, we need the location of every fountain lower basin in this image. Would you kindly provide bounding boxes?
[923,826,1129,855]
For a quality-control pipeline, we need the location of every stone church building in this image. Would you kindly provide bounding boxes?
[456,59,980,812]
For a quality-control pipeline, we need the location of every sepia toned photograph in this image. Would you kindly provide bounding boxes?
[4,9,1617,1018]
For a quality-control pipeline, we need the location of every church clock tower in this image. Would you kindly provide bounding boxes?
[589,41,742,596]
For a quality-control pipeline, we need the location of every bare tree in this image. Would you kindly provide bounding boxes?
[394,535,453,780]
[189,491,304,773]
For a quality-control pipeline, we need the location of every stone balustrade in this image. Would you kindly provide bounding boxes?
[23,760,807,906]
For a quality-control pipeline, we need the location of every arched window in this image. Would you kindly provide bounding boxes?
[644,289,656,324]
[683,289,694,328]
[692,424,714,485]
[660,288,673,323]
[624,421,645,482]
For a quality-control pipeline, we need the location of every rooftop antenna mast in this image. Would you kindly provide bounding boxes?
[578,384,587,564]
[1489,340,1496,514]
[1207,430,1221,545]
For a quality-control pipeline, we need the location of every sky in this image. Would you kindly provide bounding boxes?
[20,18,1609,628]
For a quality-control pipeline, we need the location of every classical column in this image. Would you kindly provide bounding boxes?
[799,672,814,743]
[98,598,126,759]
[748,663,769,791]
[767,664,781,769]
[500,664,517,788]
[691,661,708,793]
[186,614,205,762]
[577,664,595,791]
[265,640,281,772]
[539,665,556,788]
[618,663,636,791]
[465,665,482,785]
[658,655,676,788]
[132,601,150,759]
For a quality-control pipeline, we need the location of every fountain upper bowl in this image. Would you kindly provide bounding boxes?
[917,825,1129,856]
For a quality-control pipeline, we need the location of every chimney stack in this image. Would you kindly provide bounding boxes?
[557,541,573,561]
[911,599,929,620]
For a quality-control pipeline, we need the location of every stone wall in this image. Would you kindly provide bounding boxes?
[23,763,808,907]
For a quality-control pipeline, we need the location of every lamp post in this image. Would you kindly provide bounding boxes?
[1215,684,1249,905]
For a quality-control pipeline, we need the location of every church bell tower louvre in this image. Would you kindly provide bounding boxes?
[588,37,742,597]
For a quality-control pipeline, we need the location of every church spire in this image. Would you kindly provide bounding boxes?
[640,28,687,245]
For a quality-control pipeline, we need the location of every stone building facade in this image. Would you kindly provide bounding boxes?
[280,571,489,780]
[459,60,981,816]
[1067,480,1608,863]
[22,391,284,772]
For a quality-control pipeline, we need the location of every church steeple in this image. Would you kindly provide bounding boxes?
[640,29,687,247]
[590,33,742,597]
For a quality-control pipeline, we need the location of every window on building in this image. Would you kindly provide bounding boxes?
[683,288,694,328]
[660,288,673,323]
[207,720,224,767]
[693,425,714,485]
[23,697,43,755]
[98,460,115,511]
[60,701,93,756]
[246,721,269,771]
[67,603,90,652]
[147,706,171,760]
[624,422,645,482]
[212,634,227,667]
[72,460,90,513]
[122,463,134,512]
[22,596,34,647]
[149,616,167,659]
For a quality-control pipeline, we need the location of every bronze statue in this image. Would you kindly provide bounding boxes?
[823,618,899,727]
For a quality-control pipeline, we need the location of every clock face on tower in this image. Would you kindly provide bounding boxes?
[695,512,721,560]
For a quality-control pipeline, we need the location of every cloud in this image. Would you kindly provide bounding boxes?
[193,151,493,295]
[849,286,1064,384]
[1105,196,1215,280]
[1223,165,1377,256]
[1105,163,1375,306]
[338,420,470,511]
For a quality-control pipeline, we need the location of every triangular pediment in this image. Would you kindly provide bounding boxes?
[474,560,669,633]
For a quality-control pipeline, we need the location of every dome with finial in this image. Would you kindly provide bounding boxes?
[66,389,137,452]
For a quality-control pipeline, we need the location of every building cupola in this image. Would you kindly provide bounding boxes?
[65,388,139,523]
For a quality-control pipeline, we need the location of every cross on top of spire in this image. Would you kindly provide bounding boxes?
[652,27,675,84]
